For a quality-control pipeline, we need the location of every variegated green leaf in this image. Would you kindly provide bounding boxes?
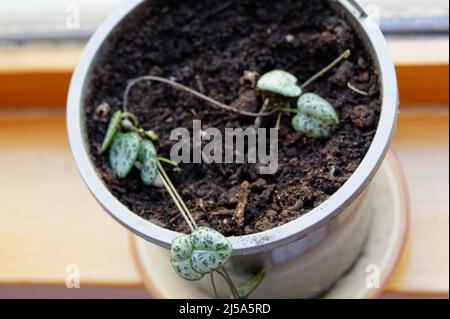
[257,70,302,97]
[190,227,233,275]
[292,113,332,138]
[100,110,122,154]
[139,140,158,186]
[109,132,141,179]
[171,235,204,281]
[170,227,233,281]
[297,93,339,125]
[292,93,340,138]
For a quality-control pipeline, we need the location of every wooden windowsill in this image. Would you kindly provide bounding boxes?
[0,35,448,298]
[0,36,448,108]
[0,106,448,297]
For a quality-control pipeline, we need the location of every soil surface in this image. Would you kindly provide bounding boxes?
[84,0,381,236]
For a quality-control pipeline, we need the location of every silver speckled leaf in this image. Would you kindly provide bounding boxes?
[171,235,204,281]
[293,93,340,138]
[190,227,233,275]
[170,227,233,281]
[100,110,122,154]
[292,113,332,138]
[257,70,302,97]
[109,132,141,179]
[139,139,158,186]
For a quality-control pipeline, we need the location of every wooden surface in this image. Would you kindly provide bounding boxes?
[0,34,448,298]
[0,114,142,287]
[0,37,448,107]
[384,107,449,296]
[0,106,448,297]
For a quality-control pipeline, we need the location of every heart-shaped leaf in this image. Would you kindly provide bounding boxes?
[190,227,233,275]
[257,70,302,97]
[170,227,233,281]
[139,140,158,186]
[292,113,332,138]
[297,93,339,125]
[109,132,141,179]
[101,110,122,153]
[171,235,204,281]
[292,93,340,138]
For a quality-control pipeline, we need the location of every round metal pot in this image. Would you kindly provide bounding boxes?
[67,0,398,298]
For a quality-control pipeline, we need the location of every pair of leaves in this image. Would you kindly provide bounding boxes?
[171,227,233,281]
[101,110,158,185]
[257,70,340,138]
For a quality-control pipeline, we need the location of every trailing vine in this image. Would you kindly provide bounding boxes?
[98,49,351,298]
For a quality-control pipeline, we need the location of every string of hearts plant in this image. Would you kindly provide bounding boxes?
[99,49,351,299]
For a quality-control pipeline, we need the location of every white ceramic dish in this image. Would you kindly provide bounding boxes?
[130,152,409,299]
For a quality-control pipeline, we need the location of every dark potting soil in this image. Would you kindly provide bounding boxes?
[84,0,381,236]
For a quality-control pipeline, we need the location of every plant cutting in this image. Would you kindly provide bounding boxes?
[68,0,398,299]
[98,48,352,297]
[99,101,265,299]
[256,50,350,137]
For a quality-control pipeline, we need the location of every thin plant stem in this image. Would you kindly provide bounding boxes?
[220,268,240,299]
[158,157,179,167]
[254,98,270,129]
[158,162,198,230]
[210,273,219,299]
[301,49,351,89]
[221,268,239,297]
[157,165,195,232]
[216,269,239,299]
[123,75,278,118]
[281,108,301,114]
[160,172,195,231]
[122,112,140,127]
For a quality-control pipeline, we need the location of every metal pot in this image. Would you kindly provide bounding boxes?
[67,0,398,298]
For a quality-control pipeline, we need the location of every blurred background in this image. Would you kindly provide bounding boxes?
[0,0,448,298]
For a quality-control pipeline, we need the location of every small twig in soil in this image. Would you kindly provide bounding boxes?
[123,75,277,118]
[347,82,369,96]
[195,75,205,93]
[240,70,261,88]
[95,102,111,119]
[234,181,251,228]
[301,49,351,89]
[210,209,234,217]
[204,1,232,20]
[288,198,304,212]
[254,99,270,129]
[275,112,283,129]
[169,214,181,224]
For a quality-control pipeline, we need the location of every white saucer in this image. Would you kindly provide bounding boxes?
[130,151,409,299]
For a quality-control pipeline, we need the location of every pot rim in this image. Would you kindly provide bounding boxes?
[67,0,398,255]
